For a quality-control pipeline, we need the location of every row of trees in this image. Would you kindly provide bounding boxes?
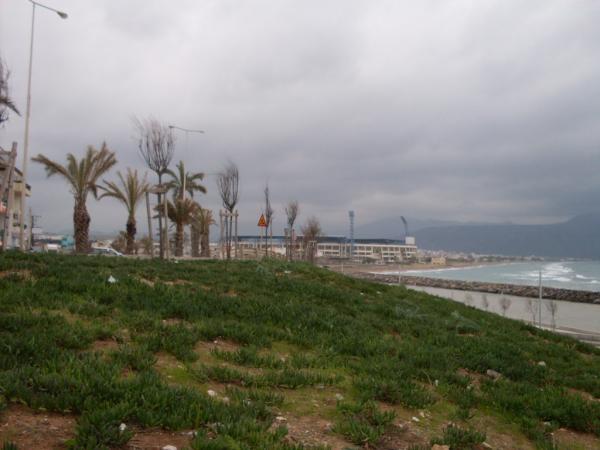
[32,121,215,257]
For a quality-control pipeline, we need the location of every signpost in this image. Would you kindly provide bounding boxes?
[258,214,267,257]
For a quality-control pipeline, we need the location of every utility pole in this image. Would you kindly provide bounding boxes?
[538,269,543,328]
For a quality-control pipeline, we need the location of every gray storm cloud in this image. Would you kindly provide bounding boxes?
[1,0,599,236]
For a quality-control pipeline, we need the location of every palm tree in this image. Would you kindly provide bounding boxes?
[191,208,215,257]
[0,59,20,125]
[166,198,199,256]
[32,144,117,253]
[99,168,149,254]
[166,160,206,200]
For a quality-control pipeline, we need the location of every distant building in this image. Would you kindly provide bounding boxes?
[317,236,417,263]
[237,235,417,263]
[0,150,31,249]
[34,234,74,252]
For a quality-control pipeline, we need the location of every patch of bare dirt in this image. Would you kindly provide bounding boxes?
[567,387,599,403]
[91,339,119,352]
[196,339,241,354]
[457,368,485,389]
[0,405,75,450]
[164,279,191,286]
[377,422,430,450]
[0,269,33,281]
[276,414,352,450]
[552,427,600,450]
[138,278,191,287]
[127,428,194,450]
[154,352,181,371]
[138,277,155,287]
[161,318,185,326]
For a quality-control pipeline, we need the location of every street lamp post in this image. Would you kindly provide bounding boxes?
[19,0,68,250]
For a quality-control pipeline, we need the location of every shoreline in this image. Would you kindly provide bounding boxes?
[353,272,600,305]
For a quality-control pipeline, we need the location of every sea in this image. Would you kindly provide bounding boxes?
[395,260,600,293]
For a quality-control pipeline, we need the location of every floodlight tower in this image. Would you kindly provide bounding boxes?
[348,210,355,259]
[401,216,409,239]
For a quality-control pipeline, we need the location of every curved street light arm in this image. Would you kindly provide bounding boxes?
[168,125,205,134]
[29,0,68,18]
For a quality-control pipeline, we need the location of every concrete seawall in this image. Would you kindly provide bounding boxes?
[355,273,600,305]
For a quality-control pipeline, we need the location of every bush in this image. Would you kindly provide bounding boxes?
[74,403,134,449]
[430,424,486,450]
[333,400,395,445]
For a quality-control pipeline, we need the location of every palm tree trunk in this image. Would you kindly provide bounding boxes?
[126,217,136,255]
[191,223,200,257]
[201,226,210,257]
[73,201,91,253]
[175,222,184,256]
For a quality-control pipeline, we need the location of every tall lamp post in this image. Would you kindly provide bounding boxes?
[19,0,68,250]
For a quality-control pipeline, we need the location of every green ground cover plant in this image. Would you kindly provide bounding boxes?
[0,252,599,449]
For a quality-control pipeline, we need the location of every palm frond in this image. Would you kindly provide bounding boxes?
[99,167,149,218]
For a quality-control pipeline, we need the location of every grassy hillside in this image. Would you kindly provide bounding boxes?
[0,253,599,450]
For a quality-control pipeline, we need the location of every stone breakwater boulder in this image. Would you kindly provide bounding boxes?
[353,273,600,305]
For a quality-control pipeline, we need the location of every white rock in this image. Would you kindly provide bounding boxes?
[222,396,230,404]
[108,275,117,284]
[119,423,127,432]
[162,446,178,450]
[335,393,344,401]
[207,389,217,397]
[419,411,425,418]
[411,416,420,422]
[538,361,547,367]
[275,416,287,423]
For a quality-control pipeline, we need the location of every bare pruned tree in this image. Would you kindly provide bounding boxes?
[301,216,321,263]
[285,200,299,261]
[545,300,559,330]
[217,161,239,259]
[500,296,512,317]
[481,293,489,311]
[134,117,175,258]
[0,59,20,126]
[263,183,274,256]
[526,298,540,325]
[464,293,474,306]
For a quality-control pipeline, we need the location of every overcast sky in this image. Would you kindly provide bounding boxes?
[1,0,599,237]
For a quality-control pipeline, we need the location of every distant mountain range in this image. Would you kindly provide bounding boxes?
[357,212,600,259]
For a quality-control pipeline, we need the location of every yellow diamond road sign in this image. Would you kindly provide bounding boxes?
[257,214,267,227]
